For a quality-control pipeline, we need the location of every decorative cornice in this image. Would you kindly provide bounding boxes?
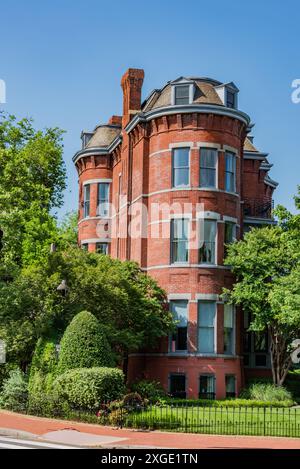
[124,104,251,134]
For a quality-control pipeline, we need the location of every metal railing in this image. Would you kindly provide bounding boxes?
[29,400,300,438]
[243,198,274,219]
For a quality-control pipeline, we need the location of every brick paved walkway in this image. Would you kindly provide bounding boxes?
[1,410,300,449]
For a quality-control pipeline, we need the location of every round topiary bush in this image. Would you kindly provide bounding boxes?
[53,367,125,410]
[57,311,115,374]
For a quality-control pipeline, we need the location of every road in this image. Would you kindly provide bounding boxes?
[0,436,81,449]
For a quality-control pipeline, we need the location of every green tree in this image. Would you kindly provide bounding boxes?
[224,192,300,386]
[0,113,66,268]
[0,248,173,373]
[57,311,115,373]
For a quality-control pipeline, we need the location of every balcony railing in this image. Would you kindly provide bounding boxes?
[243,198,274,219]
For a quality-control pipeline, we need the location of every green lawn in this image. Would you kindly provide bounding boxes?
[125,405,300,437]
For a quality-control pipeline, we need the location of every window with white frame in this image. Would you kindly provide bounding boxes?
[198,301,216,353]
[225,152,236,192]
[169,300,188,352]
[199,219,217,264]
[172,148,190,187]
[97,183,110,217]
[83,184,90,218]
[174,85,190,105]
[200,148,217,188]
[170,218,189,264]
[224,304,234,355]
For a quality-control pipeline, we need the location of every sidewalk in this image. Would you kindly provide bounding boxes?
[1,410,300,449]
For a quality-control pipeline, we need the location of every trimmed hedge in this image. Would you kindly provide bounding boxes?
[158,398,294,408]
[57,311,115,374]
[28,338,58,414]
[53,367,125,410]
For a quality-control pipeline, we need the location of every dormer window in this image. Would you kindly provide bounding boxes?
[174,85,190,105]
[215,82,239,109]
[171,79,194,105]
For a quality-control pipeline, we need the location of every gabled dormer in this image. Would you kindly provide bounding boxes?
[214,82,239,109]
[171,77,195,105]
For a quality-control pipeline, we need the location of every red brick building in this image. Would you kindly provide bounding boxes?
[73,68,278,399]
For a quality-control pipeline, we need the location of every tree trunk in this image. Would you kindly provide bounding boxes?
[269,326,294,386]
[122,353,129,384]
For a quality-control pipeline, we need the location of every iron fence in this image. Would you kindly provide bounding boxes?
[31,402,300,438]
[25,396,300,438]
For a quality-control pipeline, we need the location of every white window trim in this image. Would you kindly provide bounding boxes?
[170,217,190,265]
[83,178,112,185]
[168,294,191,300]
[96,182,111,218]
[171,83,194,105]
[199,146,219,190]
[171,147,191,189]
[80,238,111,244]
[225,151,237,193]
[197,300,217,354]
[224,304,236,356]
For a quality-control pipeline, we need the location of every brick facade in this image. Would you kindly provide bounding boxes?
[74,69,277,398]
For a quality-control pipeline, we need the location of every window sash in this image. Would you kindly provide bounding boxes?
[226,91,235,108]
[224,304,234,355]
[225,375,236,397]
[169,374,186,398]
[171,219,189,263]
[199,220,216,264]
[199,375,216,399]
[83,185,90,218]
[175,86,190,105]
[172,148,190,187]
[97,183,110,217]
[225,152,236,192]
[200,148,217,188]
[198,301,216,353]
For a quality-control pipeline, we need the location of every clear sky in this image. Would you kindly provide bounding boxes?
[0,0,299,218]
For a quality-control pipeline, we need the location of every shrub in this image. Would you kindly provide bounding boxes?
[53,367,125,411]
[108,408,129,426]
[131,379,166,403]
[0,369,28,412]
[28,337,58,413]
[156,397,293,408]
[123,392,143,409]
[240,383,293,403]
[57,311,115,374]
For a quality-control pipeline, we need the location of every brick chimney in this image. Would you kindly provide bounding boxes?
[108,115,122,126]
[121,68,144,127]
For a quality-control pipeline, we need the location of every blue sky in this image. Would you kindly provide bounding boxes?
[0,0,299,218]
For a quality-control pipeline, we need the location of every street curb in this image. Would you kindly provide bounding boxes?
[0,427,38,440]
